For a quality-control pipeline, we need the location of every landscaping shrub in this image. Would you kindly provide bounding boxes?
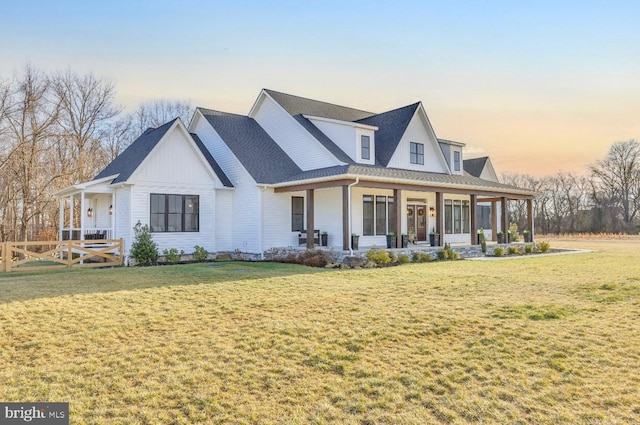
[509,222,520,242]
[192,245,209,262]
[162,248,184,264]
[438,243,458,260]
[411,252,432,263]
[130,222,158,265]
[524,243,534,254]
[397,254,410,264]
[298,249,331,267]
[507,245,520,255]
[493,246,505,257]
[539,241,551,253]
[366,247,392,265]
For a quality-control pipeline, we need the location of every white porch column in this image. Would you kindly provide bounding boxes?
[59,198,64,241]
[69,195,74,239]
[80,191,85,240]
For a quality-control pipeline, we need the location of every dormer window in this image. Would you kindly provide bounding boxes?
[454,151,461,172]
[410,142,424,165]
[361,135,370,160]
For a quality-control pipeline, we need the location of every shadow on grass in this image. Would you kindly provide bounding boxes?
[0,261,329,304]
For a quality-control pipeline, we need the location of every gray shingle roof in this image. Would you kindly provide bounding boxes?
[279,164,535,197]
[94,118,233,187]
[94,119,177,183]
[264,89,374,122]
[190,133,233,187]
[293,115,353,164]
[463,157,489,178]
[356,103,420,166]
[199,108,303,184]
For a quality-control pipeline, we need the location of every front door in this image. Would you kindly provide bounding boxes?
[407,205,427,242]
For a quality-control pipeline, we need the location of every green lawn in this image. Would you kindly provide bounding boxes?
[1,239,639,424]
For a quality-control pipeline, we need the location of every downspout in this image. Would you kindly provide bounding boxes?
[347,177,360,256]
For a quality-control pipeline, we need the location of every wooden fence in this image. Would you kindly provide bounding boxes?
[0,239,123,272]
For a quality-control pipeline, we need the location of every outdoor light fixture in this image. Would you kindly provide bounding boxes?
[429,207,436,217]
[87,208,93,217]
[109,205,113,215]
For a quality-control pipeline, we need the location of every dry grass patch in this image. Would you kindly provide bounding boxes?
[1,239,640,423]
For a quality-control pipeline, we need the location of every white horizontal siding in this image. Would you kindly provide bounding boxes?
[114,187,132,253]
[191,114,261,253]
[252,95,342,170]
[215,190,233,251]
[309,118,357,160]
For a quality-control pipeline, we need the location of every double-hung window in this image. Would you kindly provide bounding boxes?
[410,142,424,165]
[454,151,461,172]
[150,194,199,232]
[291,196,304,231]
[361,135,370,160]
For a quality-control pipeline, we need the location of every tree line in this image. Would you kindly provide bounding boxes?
[1,65,639,242]
[505,139,640,235]
[0,65,191,242]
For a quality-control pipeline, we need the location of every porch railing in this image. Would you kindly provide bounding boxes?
[61,228,113,241]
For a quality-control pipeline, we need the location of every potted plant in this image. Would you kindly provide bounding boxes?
[351,233,359,250]
[401,233,409,248]
[476,228,484,245]
[507,231,512,243]
[386,232,396,249]
[429,228,440,247]
[497,231,505,244]
[523,229,532,243]
[321,231,328,247]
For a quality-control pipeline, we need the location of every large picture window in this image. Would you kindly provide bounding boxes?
[291,196,304,231]
[363,195,395,236]
[410,142,424,165]
[150,194,199,232]
[444,199,470,235]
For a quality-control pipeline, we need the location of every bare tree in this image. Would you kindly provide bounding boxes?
[590,140,640,226]
[1,65,61,241]
[53,70,121,184]
[131,99,192,133]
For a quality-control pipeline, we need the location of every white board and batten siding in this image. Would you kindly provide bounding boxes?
[251,95,343,171]
[387,110,449,173]
[125,124,222,254]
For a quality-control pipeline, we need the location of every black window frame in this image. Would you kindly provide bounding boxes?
[150,194,199,233]
[291,196,304,232]
[363,195,395,236]
[410,142,424,165]
[361,135,370,160]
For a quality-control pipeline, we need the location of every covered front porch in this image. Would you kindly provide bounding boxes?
[55,176,117,241]
[274,172,536,252]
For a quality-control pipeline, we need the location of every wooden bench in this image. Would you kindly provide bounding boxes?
[298,229,320,245]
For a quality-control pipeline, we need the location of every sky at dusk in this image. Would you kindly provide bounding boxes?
[1,0,639,177]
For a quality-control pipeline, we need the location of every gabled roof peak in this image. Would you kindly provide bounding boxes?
[263,89,375,122]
